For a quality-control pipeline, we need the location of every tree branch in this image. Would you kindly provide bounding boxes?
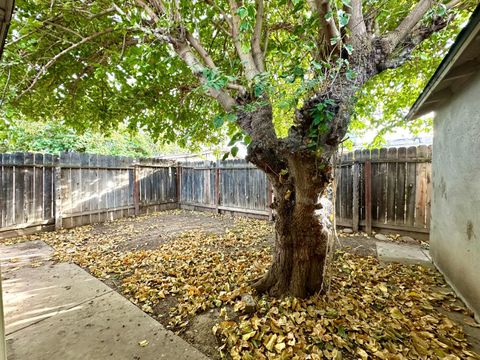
[186,31,217,69]
[308,0,340,50]
[135,0,161,22]
[379,13,454,71]
[45,20,84,40]
[228,0,260,81]
[251,0,265,72]
[186,31,247,94]
[18,28,116,99]
[384,0,434,52]
[347,0,367,46]
[172,40,237,111]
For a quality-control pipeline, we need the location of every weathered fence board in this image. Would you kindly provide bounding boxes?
[178,160,270,216]
[336,145,432,235]
[0,152,177,236]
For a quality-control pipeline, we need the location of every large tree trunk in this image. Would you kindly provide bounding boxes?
[244,62,373,298]
[253,155,334,298]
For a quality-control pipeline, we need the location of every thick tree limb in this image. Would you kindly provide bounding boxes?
[347,0,367,47]
[173,40,237,111]
[380,14,454,70]
[307,0,340,49]
[228,0,260,80]
[251,0,265,72]
[186,31,247,94]
[186,32,217,69]
[384,0,433,52]
[136,0,161,22]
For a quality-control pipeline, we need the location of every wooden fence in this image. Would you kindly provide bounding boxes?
[335,145,432,235]
[178,160,272,217]
[0,146,432,238]
[0,152,177,237]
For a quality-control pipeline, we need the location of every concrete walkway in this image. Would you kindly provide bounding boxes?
[0,241,208,360]
[376,241,433,267]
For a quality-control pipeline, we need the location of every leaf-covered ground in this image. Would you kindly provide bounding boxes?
[5,210,480,359]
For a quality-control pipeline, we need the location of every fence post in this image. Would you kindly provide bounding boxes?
[215,164,220,213]
[364,160,372,235]
[54,164,62,230]
[176,165,182,208]
[133,165,140,216]
[352,162,359,232]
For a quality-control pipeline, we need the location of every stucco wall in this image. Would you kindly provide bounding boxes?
[431,70,480,321]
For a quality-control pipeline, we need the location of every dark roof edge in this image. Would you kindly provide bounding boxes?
[0,0,15,59]
[406,5,480,120]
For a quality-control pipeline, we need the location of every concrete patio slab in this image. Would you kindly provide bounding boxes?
[376,241,433,267]
[3,262,112,334]
[0,240,53,269]
[1,241,208,360]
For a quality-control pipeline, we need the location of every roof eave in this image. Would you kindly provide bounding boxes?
[406,5,480,120]
[0,0,15,58]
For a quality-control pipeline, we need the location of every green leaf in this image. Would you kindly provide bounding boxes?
[338,10,350,27]
[344,44,353,55]
[330,36,340,45]
[213,115,224,128]
[236,7,248,19]
[231,146,239,157]
[346,69,357,81]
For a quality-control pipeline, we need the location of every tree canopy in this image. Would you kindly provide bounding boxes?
[0,0,475,150]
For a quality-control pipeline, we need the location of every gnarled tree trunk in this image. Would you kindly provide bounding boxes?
[246,127,341,296]
[253,161,334,298]
[244,71,369,297]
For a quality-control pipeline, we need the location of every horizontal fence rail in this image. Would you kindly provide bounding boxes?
[0,146,432,238]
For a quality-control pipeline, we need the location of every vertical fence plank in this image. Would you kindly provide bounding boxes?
[134,165,140,215]
[415,145,428,228]
[370,149,379,222]
[352,162,360,232]
[43,154,54,221]
[0,154,5,228]
[395,147,407,225]
[23,153,34,224]
[377,148,388,224]
[360,149,370,222]
[54,163,62,230]
[34,153,44,223]
[215,166,220,212]
[405,146,417,227]
[386,147,398,224]
[364,160,372,235]
[14,153,25,225]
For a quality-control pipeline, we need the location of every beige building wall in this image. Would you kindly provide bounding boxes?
[431,70,480,321]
